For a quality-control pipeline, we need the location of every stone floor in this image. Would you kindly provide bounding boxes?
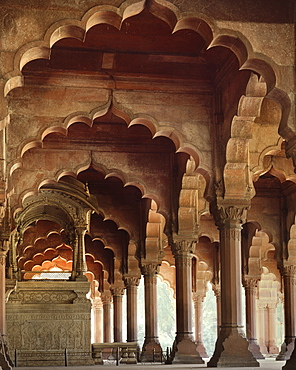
[15,358,286,369]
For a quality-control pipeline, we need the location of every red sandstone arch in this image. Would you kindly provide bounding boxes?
[3,1,291,180]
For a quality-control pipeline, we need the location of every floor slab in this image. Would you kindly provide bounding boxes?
[15,358,286,370]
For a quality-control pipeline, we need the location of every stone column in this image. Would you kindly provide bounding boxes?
[213,284,221,337]
[267,303,279,354]
[101,293,113,343]
[277,265,296,360]
[243,277,264,359]
[208,203,259,367]
[192,293,208,358]
[93,298,103,343]
[75,225,88,280]
[0,235,13,370]
[111,287,124,343]
[123,276,140,343]
[257,303,268,355]
[170,239,204,364]
[140,263,162,361]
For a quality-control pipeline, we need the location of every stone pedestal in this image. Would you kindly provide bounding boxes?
[6,280,93,367]
[141,263,162,362]
[283,343,296,370]
[208,203,259,367]
[277,265,296,361]
[170,239,204,364]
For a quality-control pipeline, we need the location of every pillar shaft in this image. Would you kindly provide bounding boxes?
[75,226,87,277]
[124,276,140,343]
[208,202,259,367]
[213,285,221,337]
[101,294,112,343]
[141,264,162,361]
[244,278,264,359]
[0,237,13,370]
[93,299,103,343]
[112,287,124,343]
[170,239,204,364]
[278,265,296,360]
[267,304,279,354]
[193,293,208,358]
[0,252,6,335]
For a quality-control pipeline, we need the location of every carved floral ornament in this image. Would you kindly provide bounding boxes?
[172,239,197,256]
[210,200,250,228]
[141,263,160,276]
[243,276,260,289]
[283,264,296,280]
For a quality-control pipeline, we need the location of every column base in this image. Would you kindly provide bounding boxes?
[282,342,296,370]
[248,339,265,359]
[0,339,12,370]
[277,339,295,361]
[196,341,209,358]
[170,334,204,364]
[267,340,279,355]
[207,327,259,367]
[140,338,162,362]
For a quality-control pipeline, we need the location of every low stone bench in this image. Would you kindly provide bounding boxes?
[92,342,138,365]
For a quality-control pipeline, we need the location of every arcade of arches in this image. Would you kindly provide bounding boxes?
[0,0,295,368]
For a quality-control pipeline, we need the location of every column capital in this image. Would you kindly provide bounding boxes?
[243,276,260,289]
[171,238,196,257]
[283,264,296,279]
[212,284,220,297]
[101,293,113,305]
[211,199,250,228]
[111,286,125,296]
[140,263,159,276]
[192,292,205,304]
[123,274,140,287]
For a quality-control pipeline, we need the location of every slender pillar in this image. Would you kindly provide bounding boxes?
[208,203,259,367]
[0,237,13,369]
[192,293,208,358]
[140,263,162,361]
[111,287,124,343]
[93,298,103,343]
[278,265,296,360]
[213,284,221,337]
[124,276,140,343]
[257,303,268,355]
[75,225,88,280]
[243,277,264,359]
[267,303,279,354]
[170,239,204,364]
[101,294,113,343]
